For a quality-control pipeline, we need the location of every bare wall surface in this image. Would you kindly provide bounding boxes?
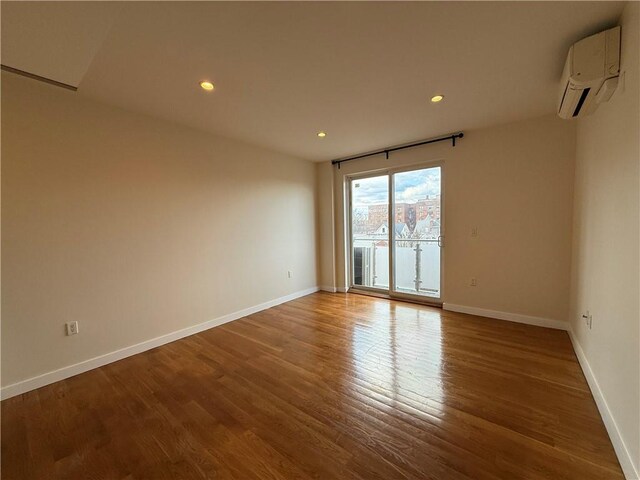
[570,2,640,476]
[324,114,576,323]
[316,162,336,290]
[1,73,318,387]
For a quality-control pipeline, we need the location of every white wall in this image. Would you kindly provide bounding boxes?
[316,162,336,291]
[321,114,576,324]
[1,73,318,389]
[570,3,640,478]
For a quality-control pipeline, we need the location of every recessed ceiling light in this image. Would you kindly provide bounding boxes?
[317,131,327,138]
[200,81,215,91]
[431,95,444,103]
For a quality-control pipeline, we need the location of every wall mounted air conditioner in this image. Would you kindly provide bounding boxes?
[558,26,621,119]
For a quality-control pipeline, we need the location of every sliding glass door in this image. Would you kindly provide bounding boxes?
[350,165,442,302]
[392,167,442,299]
[351,174,389,291]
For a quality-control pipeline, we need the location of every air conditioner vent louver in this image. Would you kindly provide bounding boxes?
[573,88,591,117]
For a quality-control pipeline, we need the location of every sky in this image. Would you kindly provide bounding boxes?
[352,167,441,206]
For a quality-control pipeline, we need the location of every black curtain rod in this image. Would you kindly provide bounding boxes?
[331,132,464,168]
[1,64,78,91]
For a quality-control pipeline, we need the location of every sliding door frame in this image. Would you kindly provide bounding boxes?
[347,160,445,306]
[347,171,391,295]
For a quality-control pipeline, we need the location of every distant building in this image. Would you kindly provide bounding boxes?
[415,195,441,221]
[414,216,440,238]
[374,223,409,238]
[364,195,440,234]
[395,223,410,238]
[374,223,389,235]
[395,203,417,231]
[367,204,388,231]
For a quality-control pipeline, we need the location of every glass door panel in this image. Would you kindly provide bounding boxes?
[392,167,441,299]
[351,175,389,291]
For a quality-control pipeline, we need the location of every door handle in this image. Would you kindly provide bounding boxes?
[437,235,444,248]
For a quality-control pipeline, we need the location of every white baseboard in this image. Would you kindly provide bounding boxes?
[568,330,639,480]
[442,303,568,331]
[320,285,348,293]
[0,286,320,401]
[319,285,337,293]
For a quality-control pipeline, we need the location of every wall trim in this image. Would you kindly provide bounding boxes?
[1,286,320,401]
[320,286,348,293]
[442,303,569,330]
[568,330,639,480]
[319,285,337,293]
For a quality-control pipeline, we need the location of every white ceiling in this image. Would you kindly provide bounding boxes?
[1,1,625,161]
[1,1,123,87]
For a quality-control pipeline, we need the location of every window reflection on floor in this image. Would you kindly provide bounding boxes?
[350,302,445,414]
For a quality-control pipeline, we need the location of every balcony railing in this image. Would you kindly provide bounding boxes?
[352,236,440,297]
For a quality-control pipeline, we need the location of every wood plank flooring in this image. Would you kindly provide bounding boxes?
[1,292,623,479]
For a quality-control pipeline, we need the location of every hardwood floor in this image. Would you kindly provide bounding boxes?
[2,292,623,479]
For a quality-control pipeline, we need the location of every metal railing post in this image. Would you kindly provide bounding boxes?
[372,243,377,286]
[414,242,422,292]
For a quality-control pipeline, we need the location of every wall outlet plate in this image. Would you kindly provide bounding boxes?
[66,321,79,336]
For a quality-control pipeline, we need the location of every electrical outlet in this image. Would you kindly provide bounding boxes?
[470,278,477,287]
[287,270,293,279]
[582,311,592,329]
[66,321,79,336]
[471,227,478,237]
